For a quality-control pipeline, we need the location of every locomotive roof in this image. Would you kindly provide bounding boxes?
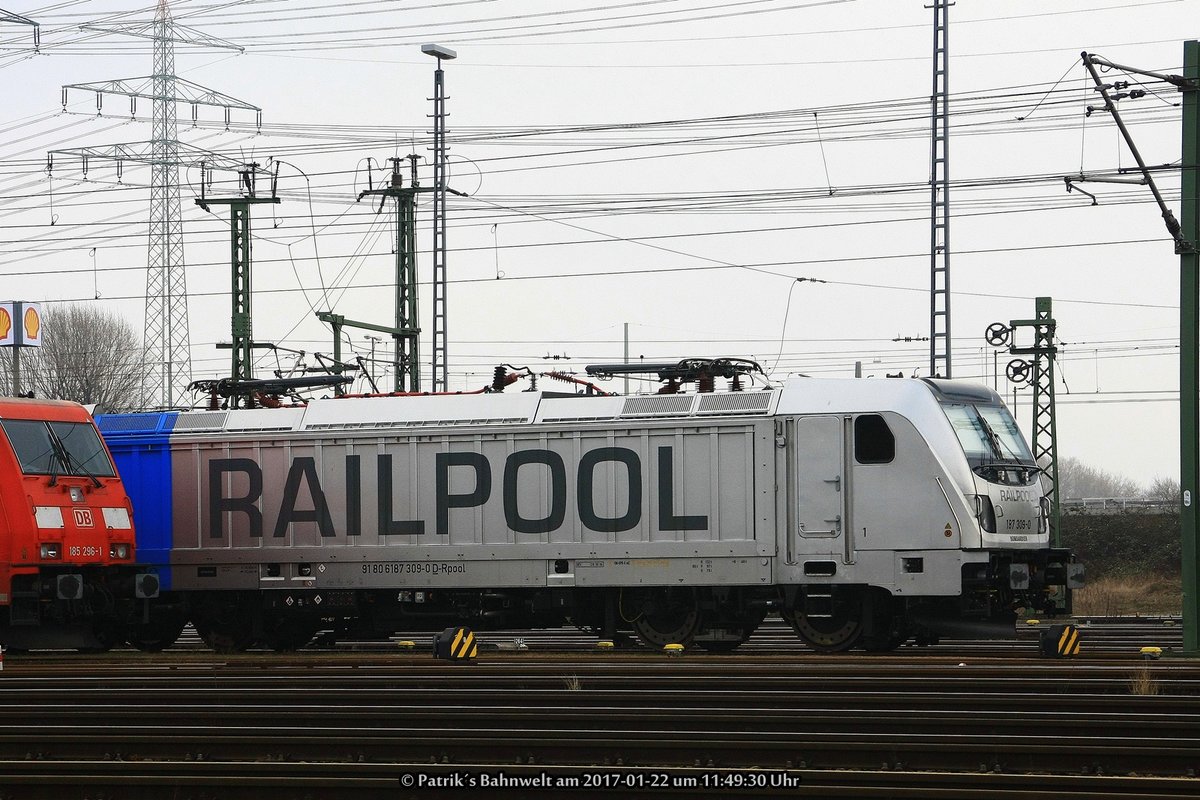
[919,378,1005,405]
[97,375,997,438]
[0,396,93,422]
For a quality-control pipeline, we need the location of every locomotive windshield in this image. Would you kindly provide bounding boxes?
[942,402,1036,481]
[0,419,117,478]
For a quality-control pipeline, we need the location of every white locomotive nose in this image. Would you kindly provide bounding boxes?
[978,483,1041,546]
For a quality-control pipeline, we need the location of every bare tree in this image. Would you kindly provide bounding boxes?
[0,303,146,411]
[1147,476,1182,504]
[1057,456,1143,499]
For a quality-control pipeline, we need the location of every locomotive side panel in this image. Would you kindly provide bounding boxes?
[166,420,774,590]
[850,411,974,554]
[774,410,981,597]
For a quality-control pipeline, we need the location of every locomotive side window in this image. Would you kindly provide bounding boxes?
[0,420,116,478]
[854,414,895,464]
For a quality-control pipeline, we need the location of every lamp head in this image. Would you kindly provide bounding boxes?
[421,43,457,60]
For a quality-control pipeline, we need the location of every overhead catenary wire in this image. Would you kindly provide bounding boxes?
[0,2,1189,414]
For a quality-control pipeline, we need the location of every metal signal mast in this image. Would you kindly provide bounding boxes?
[928,0,952,378]
[986,298,1061,543]
[196,163,280,407]
[356,155,428,392]
[53,0,258,408]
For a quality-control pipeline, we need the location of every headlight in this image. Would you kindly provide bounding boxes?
[975,495,997,533]
[39,542,62,560]
[109,542,131,560]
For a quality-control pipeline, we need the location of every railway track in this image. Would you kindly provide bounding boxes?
[1,618,1196,798]
[50,614,1182,658]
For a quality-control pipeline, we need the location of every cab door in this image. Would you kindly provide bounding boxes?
[785,416,851,566]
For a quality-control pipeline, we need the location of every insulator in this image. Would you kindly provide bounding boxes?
[730,374,743,392]
[492,365,507,393]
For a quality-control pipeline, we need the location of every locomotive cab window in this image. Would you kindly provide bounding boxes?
[942,402,1036,482]
[854,414,895,464]
[0,419,117,478]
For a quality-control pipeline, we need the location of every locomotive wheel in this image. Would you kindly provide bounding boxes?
[193,598,258,653]
[630,592,701,648]
[194,617,256,653]
[76,620,120,653]
[782,589,863,653]
[125,616,187,652]
[262,617,319,652]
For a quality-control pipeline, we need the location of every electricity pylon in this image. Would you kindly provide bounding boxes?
[53,0,258,408]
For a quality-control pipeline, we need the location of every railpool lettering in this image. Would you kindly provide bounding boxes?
[377,454,425,536]
[209,458,263,538]
[207,446,709,538]
[503,449,567,534]
[274,457,334,538]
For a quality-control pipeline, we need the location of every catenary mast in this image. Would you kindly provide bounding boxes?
[928,0,952,378]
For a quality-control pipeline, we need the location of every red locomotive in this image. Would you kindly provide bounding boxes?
[0,397,140,650]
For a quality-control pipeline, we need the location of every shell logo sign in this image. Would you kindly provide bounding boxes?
[0,301,42,348]
[22,305,42,346]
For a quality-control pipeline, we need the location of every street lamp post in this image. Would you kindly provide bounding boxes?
[421,43,457,392]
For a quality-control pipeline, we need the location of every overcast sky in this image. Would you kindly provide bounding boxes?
[1,0,1197,484]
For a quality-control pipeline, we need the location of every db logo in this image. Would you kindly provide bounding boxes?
[73,508,94,528]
